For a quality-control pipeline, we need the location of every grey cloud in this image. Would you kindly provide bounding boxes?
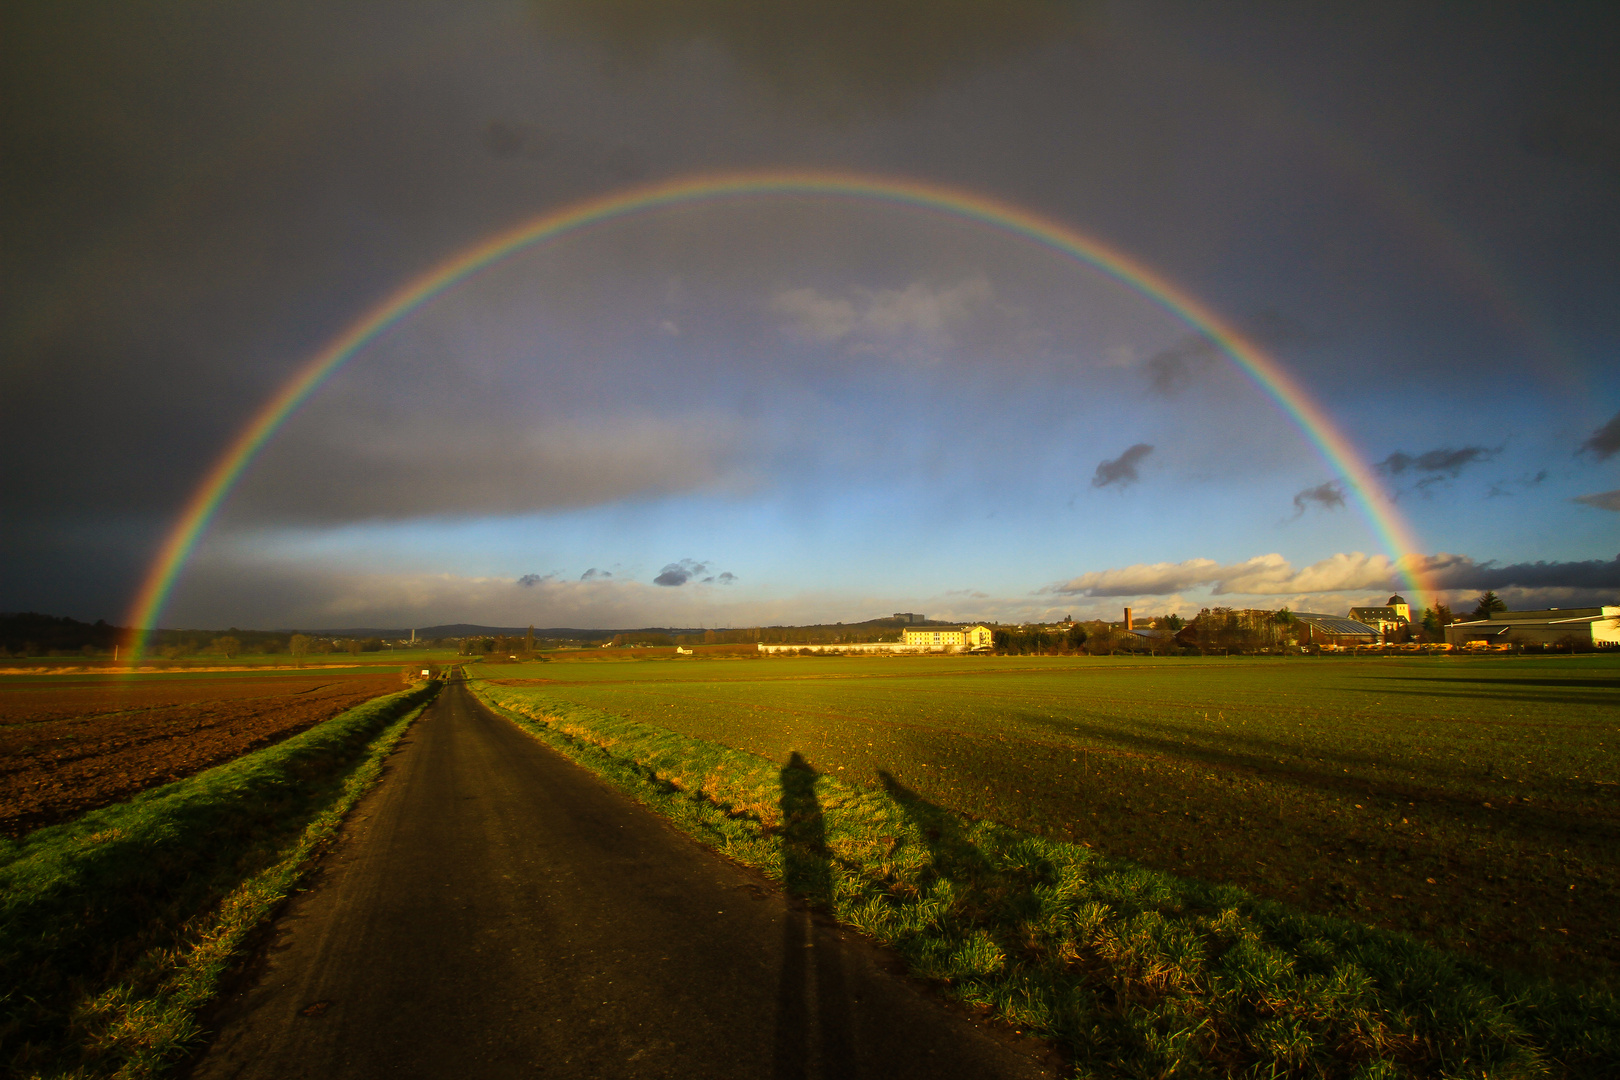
[580,567,614,581]
[715,572,737,584]
[1579,411,1620,461]
[1144,312,1316,396]
[654,559,709,587]
[1092,443,1153,489]
[517,573,552,587]
[1412,552,1620,591]
[1376,446,1499,490]
[1144,337,1221,396]
[1487,470,1549,498]
[1291,480,1346,516]
[1573,489,1620,512]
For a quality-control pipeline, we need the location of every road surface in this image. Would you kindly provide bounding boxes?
[188,678,1058,1080]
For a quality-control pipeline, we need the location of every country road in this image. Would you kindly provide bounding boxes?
[188,678,1058,1080]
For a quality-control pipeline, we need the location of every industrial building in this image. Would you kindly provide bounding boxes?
[1445,606,1620,648]
[1291,613,1382,647]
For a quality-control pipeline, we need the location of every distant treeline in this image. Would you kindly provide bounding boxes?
[0,613,125,657]
[0,612,435,659]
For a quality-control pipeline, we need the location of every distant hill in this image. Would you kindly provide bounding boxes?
[3,612,975,655]
[308,625,702,641]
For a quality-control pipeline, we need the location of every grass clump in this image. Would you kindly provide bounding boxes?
[1,682,437,1079]
[473,679,1620,1079]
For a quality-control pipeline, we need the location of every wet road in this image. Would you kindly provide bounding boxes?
[188,679,1057,1080]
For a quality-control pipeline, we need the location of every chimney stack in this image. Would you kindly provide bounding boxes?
[1124,607,1133,631]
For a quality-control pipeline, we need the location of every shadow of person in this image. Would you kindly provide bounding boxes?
[773,752,855,1079]
[877,769,994,882]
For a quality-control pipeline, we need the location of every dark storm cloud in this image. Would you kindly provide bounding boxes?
[1291,480,1345,516]
[1579,411,1620,461]
[531,0,1082,114]
[1414,553,1620,592]
[654,559,709,587]
[1092,443,1153,489]
[6,1,1620,629]
[580,568,613,581]
[1376,446,1499,489]
[1573,490,1620,512]
[223,416,750,526]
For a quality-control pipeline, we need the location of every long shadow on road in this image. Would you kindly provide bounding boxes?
[775,752,854,1080]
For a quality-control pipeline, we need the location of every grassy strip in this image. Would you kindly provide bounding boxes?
[472,680,1620,1080]
[1,682,438,1078]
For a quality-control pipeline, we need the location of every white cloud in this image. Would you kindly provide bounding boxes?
[768,276,997,352]
[1048,552,1399,597]
[1215,552,1396,595]
[1049,558,1222,597]
[768,287,859,341]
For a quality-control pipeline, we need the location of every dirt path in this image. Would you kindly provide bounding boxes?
[188,679,1057,1080]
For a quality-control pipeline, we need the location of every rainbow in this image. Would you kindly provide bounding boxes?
[122,169,1430,660]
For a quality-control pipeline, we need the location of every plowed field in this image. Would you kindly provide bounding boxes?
[0,673,402,836]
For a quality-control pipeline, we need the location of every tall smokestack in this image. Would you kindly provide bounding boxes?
[1124,607,1133,631]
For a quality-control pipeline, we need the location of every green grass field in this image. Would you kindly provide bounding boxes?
[494,652,1619,988]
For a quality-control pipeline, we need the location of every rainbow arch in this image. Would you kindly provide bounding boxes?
[123,168,1430,660]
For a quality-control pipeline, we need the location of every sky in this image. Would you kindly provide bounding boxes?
[3,0,1619,632]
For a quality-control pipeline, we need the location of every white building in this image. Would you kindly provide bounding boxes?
[902,624,993,649]
[759,624,994,655]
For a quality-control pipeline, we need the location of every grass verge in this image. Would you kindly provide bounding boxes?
[472,680,1619,1080]
[1,682,438,1079]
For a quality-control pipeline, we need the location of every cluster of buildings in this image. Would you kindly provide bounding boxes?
[1288,594,1619,650]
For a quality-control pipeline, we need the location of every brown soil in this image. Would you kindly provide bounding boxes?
[0,673,402,837]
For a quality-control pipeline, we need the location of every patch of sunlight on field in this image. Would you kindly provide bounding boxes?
[493,652,1620,985]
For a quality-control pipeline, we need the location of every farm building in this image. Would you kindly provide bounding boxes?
[1445,606,1620,648]
[1348,594,1412,637]
[1292,613,1381,647]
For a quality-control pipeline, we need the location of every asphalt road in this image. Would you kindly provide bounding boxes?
[188,678,1057,1080]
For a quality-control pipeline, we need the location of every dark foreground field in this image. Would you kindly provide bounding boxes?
[492,652,1619,987]
[0,670,405,836]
